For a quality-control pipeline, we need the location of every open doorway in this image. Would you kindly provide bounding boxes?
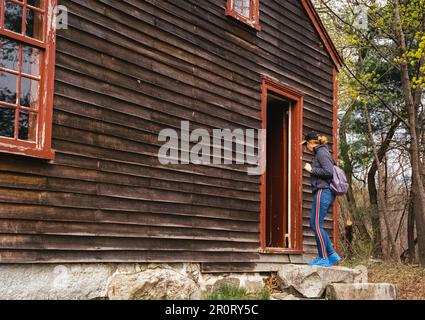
[261,77,304,253]
[266,97,290,248]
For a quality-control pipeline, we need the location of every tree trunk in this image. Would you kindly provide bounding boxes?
[340,109,357,207]
[407,188,416,263]
[364,105,401,262]
[392,0,425,266]
[367,119,400,258]
[412,182,425,265]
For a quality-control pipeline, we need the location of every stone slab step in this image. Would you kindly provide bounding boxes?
[326,283,398,300]
[276,264,368,298]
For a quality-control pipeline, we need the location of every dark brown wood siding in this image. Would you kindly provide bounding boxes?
[0,0,335,267]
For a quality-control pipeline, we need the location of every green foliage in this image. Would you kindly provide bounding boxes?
[313,0,425,262]
[394,0,425,88]
[204,285,270,300]
[315,0,415,182]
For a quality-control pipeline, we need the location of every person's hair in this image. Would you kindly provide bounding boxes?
[305,131,329,146]
[318,135,328,145]
[309,135,328,145]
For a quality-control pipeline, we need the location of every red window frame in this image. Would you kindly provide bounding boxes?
[260,76,304,254]
[0,0,57,159]
[225,0,261,31]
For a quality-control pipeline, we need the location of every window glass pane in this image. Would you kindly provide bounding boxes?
[22,44,40,76]
[234,0,251,18]
[26,8,44,41]
[0,107,16,138]
[0,36,19,71]
[5,1,23,34]
[0,71,18,104]
[20,77,39,108]
[18,110,37,141]
[27,0,43,8]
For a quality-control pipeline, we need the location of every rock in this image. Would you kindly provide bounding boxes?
[185,263,201,283]
[0,264,113,300]
[107,268,199,300]
[276,264,368,298]
[245,280,264,293]
[272,292,290,300]
[189,289,203,300]
[326,283,398,300]
[0,263,207,300]
[353,265,369,283]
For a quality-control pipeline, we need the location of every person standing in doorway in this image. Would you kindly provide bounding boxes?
[301,131,341,267]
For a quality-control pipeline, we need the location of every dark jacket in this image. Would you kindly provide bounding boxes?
[311,144,334,193]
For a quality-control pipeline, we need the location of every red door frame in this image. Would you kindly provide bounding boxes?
[260,76,303,254]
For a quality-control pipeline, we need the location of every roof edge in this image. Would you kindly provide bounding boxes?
[300,0,344,71]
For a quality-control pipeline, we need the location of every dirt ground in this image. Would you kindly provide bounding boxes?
[342,260,425,300]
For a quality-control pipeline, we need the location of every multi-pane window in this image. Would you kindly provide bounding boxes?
[0,0,56,159]
[234,0,250,18]
[226,0,260,31]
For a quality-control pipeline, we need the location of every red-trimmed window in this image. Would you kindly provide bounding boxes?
[0,0,56,159]
[225,0,261,31]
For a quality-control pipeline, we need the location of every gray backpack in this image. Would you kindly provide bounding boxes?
[329,164,349,195]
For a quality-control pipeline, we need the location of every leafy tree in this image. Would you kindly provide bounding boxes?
[314,0,424,264]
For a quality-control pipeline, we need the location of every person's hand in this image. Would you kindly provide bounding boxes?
[304,163,312,173]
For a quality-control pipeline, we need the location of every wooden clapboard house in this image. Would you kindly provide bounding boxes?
[0,0,342,272]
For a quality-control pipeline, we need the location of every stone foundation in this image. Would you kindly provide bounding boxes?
[0,263,267,300]
[0,263,397,300]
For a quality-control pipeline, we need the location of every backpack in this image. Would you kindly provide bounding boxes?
[329,163,349,195]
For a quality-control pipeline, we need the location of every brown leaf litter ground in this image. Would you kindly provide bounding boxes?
[264,260,425,300]
[342,260,425,300]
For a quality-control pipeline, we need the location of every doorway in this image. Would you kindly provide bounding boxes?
[260,77,304,253]
[266,97,290,248]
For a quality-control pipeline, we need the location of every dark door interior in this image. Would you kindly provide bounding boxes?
[266,97,290,248]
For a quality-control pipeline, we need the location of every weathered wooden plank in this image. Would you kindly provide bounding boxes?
[0,151,258,194]
[55,45,261,119]
[53,110,255,167]
[0,250,260,263]
[201,262,258,273]
[54,64,261,129]
[56,37,260,112]
[0,219,259,242]
[54,84,260,143]
[0,203,260,224]
[51,141,260,185]
[0,184,259,213]
[0,235,259,252]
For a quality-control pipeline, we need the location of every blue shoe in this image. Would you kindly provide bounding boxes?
[309,258,329,267]
[307,257,321,266]
[328,252,341,266]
